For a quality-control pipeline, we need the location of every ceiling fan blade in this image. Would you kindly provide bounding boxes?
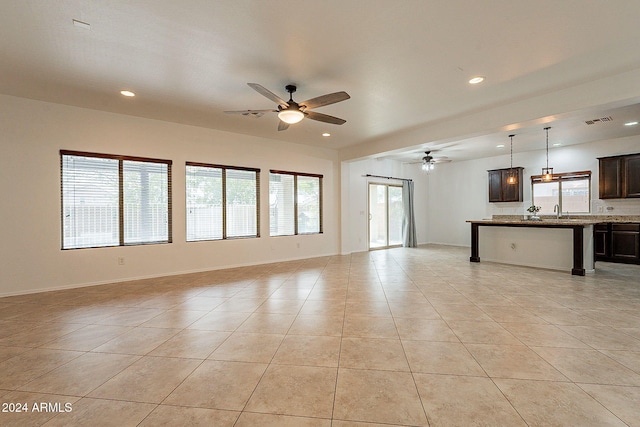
[247,83,289,107]
[278,120,289,131]
[300,91,350,110]
[224,109,276,115]
[305,111,346,125]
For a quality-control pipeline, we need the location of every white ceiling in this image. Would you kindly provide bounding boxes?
[1,0,640,161]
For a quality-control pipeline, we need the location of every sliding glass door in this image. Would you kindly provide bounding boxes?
[368,183,403,249]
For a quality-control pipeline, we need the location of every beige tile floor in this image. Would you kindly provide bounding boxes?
[1,245,640,426]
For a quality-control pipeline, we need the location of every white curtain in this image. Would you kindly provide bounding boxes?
[402,180,417,247]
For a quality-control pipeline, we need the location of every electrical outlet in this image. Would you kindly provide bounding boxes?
[118,257,125,265]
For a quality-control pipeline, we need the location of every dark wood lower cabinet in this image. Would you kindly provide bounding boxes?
[594,224,609,258]
[595,223,640,264]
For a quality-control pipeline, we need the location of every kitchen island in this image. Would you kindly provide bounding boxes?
[467,218,599,276]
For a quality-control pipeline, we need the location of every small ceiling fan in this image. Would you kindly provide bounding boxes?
[408,151,451,171]
[224,83,350,131]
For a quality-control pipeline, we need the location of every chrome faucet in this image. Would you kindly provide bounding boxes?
[553,204,562,219]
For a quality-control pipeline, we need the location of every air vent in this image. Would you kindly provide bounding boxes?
[585,116,613,125]
[72,19,91,30]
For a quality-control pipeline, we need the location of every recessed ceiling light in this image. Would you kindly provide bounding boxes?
[322,133,331,137]
[120,90,135,97]
[496,144,505,148]
[624,121,638,126]
[469,76,485,84]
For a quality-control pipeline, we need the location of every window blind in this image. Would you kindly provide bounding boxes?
[186,162,259,241]
[531,170,591,183]
[269,170,323,236]
[186,165,223,241]
[123,160,170,244]
[269,172,295,236]
[297,175,321,234]
[226,168,258,238]
[61,154,120,249]
[60,150,172,249]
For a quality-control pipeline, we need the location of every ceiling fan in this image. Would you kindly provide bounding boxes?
[408,151,451,171]
[224,83,350,131]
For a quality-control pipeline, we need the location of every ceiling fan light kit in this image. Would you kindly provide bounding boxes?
[421,151,436,172]
[225,83,350,131]
[278,109,304,124]
[409,150,451,170]
[421,159,435,171]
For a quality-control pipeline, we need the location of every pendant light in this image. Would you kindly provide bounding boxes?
[541,126,554,181]
[506,134,517,185]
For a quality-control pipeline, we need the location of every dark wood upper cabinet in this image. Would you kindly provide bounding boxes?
[488,170,503,202]
[625,154,640,197]
[598,153,640,199]
[598,157,622,198]
[488,167,523,202]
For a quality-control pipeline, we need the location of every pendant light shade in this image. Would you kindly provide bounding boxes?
[542,127,554,181]
[506,134,517,185]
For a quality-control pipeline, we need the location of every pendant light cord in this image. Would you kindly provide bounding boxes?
[544,127,550,169]
[509,134,514,169]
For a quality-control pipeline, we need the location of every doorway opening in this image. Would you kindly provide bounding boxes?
[368,183,403,249]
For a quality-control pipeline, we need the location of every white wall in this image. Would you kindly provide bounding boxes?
[0,95,341,296]
[426,135,640,247]
[2,92,638,296]
[340,158,429,254]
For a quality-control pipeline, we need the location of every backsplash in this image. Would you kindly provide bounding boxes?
[591,199,640,216]
[490,200,640,217]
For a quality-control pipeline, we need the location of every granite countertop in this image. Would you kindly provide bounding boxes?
[467,215,640,225]
[467,219,598,226]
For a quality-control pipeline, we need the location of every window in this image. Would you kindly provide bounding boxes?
[531,171,591,215]
[186,163,259,241]
[61,150,171,249]
[269,170,322,236]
